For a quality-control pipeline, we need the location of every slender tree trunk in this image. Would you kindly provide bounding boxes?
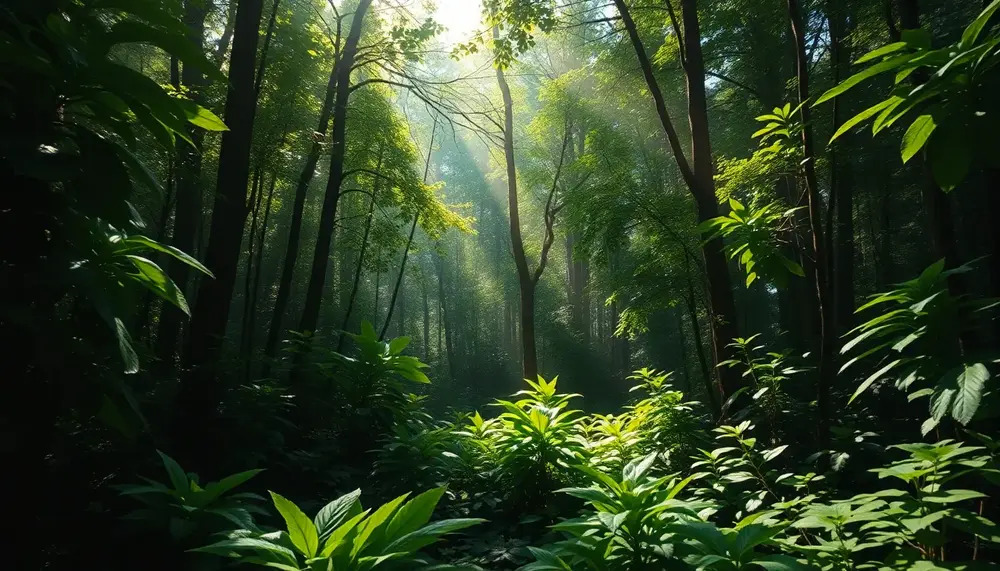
[380,120,436,340]
[435,252,457,379]
[214,0,238,65]
[156,0,208,365]
[174,0,265,470]
[494,32,538,382]
[337,158,382,352]
[254,0,281,95]
[686,271,718,416]
[262,60,340,374]
[788,0,836,445]
[247,171,277,378]
[614,0,742,399]
[297,0,374,338]
[828,0,856,332]
[422,277,430,362]
[239,167,264,362]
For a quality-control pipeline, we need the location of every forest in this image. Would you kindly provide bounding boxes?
[3,0,1000,568]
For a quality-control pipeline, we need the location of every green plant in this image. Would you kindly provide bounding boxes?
[817,0,1000,190]
[689,423,818,525]
[699,198,804,288]
[116,451,265,540]
[197,487,483,570]
[718,335,806,437]
[625,368,706,470]
[490,376,589,508]
[841,261,997,434]
[1,0,226,370]
[781,440,999,570]
[532,452,709,569]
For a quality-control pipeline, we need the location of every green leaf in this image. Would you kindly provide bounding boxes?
[120,235,214,277]
[386,487,446,541]
[901,114,937,163]
[192,537,299,565]
[126,255,189,315]
[315,489,362,543]
[855,42,908,64]
[201,469,264,505]
[830,98,898,143]
[848,359,901,405]
[388,336,411,355]
[382,518,484,555]
[961,0,1000,49]
[175,99,229,132]
[157,450,189,494]
[950,362,989,425]
[352,493,409,557]
[270,491,319,557]
[816,53,916,104]
[754,554,811,571]
[114,317,140,374]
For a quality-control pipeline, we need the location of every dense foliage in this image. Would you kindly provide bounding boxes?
[3,0,999,570]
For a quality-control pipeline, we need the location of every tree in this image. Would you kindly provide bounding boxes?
[611,0,742,402]
[175,0,266,468]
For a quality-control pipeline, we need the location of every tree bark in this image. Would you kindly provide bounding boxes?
[297,0,374,338]
[614,0,742,399]
[245,170,277,378]
[788,0,836,445]
[156,0,209,366]
[827,0,857,333]
[262,65,341,376]
[494,34,539,382]
[173,0,265,470]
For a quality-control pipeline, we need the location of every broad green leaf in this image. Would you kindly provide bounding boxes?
[270,491,319,557]
[352,493,409,557]
[120,235,214,277]
[755,554,811,571]
[175,99,229,132]
[382,518,484,555]
[157,450,189,494]
[830,98,898,143]
[388,336,411,355]
[961,0,1000,49]
[901,114,937,163]
[848,359,901,405]
[950,362,989,425]
[115,317,140,374]
[192,537,298,565]
[386,487,446,541]
[201,469,264,505]
[103,21,228,84]
[816,53,916,104]
[127,255,189,315]
[855,42,907,64]
[315,489,362,542]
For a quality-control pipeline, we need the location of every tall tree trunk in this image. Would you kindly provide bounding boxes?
[239,167,264,362]
[297,0,374,338]
[380,120,436,340]
[614,0,742,399]
[436,253,456,378]
[156,0,208,365]
[214,0,238,65]
[828,0,856,333]
[788,0,836,445]
[338,155,382,352]
[246,171,277,378]
[494,31,539,382]
[422,277,430,362]
[262,60,340,375]
[174,0,265,470]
